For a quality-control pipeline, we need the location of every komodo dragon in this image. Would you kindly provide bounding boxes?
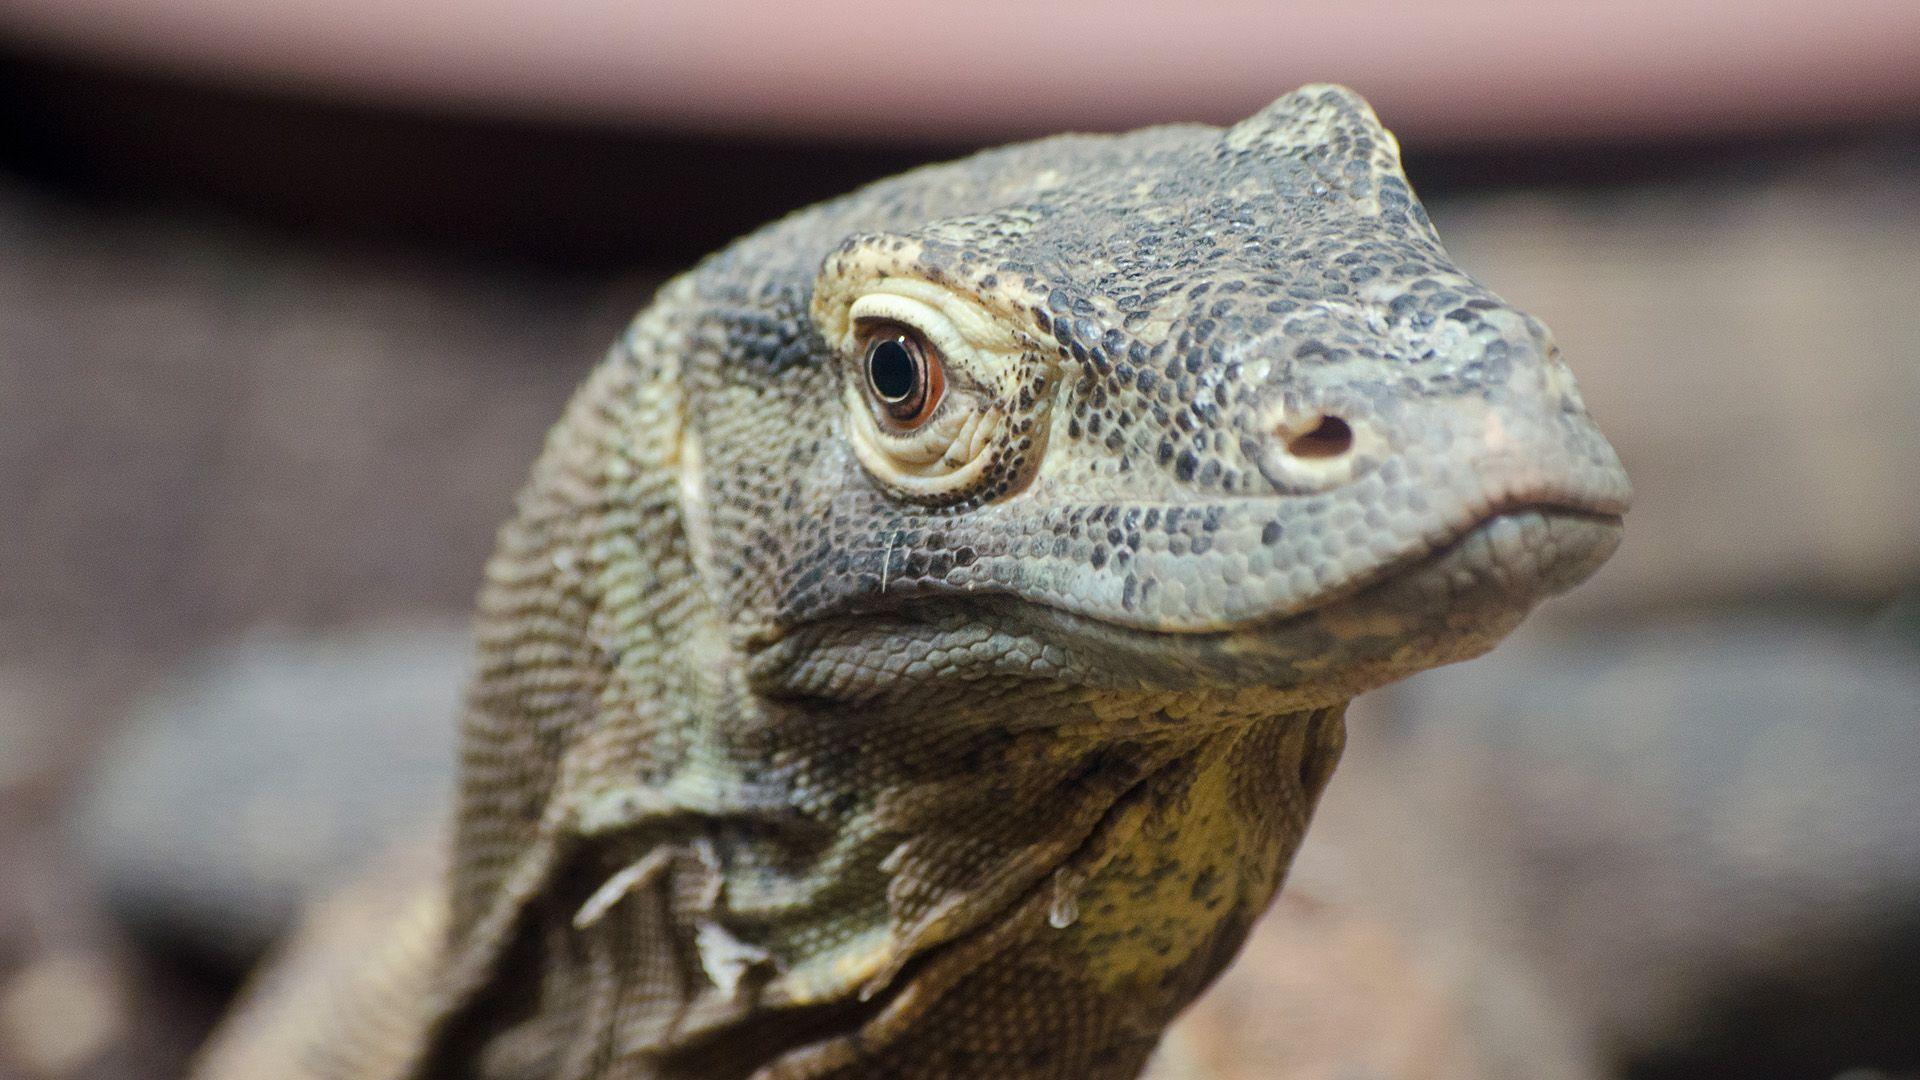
[194,85,1629,1080]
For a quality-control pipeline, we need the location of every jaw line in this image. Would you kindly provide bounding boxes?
[1115,500,1626,639]
[752,503,1621,704]
[1000,504,1620,643]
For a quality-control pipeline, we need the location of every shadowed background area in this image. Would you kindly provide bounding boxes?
[0,3,1916,1078]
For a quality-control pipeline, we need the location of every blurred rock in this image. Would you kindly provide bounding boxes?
[0,180,635,674]
[0,951,123,1077]
[1159,877,1598,1080]
[0,824,203,1080]
[1301,610,1920,1079]
[0,666,66,796]
[74,621,468,964]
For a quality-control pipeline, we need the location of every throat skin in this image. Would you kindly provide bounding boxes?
[777,703,1351,1080]
[706,698,1350,1080]
[421,329,1352,1080]
[443,694,1350,1080]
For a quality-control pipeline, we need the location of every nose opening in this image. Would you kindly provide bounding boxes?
[1284,415,1353,460]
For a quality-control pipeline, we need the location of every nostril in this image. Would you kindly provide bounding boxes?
[1285,416,1353,459]
[1258,411,1372,494]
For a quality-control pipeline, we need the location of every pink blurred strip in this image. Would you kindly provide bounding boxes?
[3,0,1918,142]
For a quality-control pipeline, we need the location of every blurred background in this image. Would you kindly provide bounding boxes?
[1,2,1916,1078]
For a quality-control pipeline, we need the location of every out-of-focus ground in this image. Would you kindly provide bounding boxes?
[2,30,1918,1080]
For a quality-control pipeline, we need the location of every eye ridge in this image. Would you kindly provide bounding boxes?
[861,325,945,428]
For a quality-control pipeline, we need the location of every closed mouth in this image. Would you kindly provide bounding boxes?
[1244,498,1624,631]
[1019,494,1625,640]
[983,500,1622,694]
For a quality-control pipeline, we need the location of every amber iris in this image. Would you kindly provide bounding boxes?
[861,325,944,428]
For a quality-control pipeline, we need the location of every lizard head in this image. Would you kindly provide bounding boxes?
[694,85,1628,708]
[409,87,1629,1080]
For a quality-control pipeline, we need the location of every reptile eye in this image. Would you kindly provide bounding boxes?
[862,325,945,429]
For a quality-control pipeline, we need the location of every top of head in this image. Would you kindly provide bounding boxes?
[668,84,1629,701]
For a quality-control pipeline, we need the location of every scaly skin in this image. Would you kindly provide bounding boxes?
[195,85,1628,1080]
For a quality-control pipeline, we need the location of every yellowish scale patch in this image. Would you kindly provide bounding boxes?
[1055,740,1269,991]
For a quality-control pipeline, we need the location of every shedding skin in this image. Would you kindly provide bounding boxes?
[194,85,1627,1080]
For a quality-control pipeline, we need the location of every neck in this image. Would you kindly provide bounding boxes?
[660,700,1350,1080]
[430,675,1345,1080]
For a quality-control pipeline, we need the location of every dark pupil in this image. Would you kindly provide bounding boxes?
[868,338,919,402]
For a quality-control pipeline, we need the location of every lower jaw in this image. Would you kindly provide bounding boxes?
[1438,505,1625,599]
[1237,506,1622,692]
[1344,505,1624,631]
